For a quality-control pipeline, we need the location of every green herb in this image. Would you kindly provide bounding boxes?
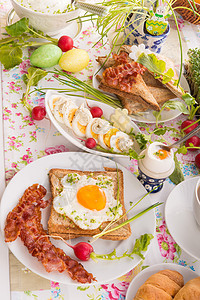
[133,132,148,150]
[169,153,184,185]
[22,67,47,112]
[153,99,189,127]
[93,201,163,239]
[0,18,58,69]
[40,69,122,109]
[90,233,153,261]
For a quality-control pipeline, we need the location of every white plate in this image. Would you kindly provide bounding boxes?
[45,90,141,157]
[0,152,155,285]
[125,263,199,300]
[7,9,82,41]
[165,177,200,260]
[93,67,190,124]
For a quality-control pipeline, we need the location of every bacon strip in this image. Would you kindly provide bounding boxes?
[103,52,146,93]
[4,184,95,283]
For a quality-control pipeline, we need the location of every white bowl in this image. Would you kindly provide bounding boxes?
[10,0,82,35]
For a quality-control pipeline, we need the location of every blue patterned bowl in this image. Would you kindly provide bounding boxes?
[124,13,170,53]
[137,167,166,193]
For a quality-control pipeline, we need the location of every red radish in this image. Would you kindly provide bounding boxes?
[60,240,93,261]
[181,120,198,134]
[90,106,103,118]
[58,35,74,52]
[31,106,46,120]
[185,135,200,151]
[195,153,200,169]
[85,138,96,149]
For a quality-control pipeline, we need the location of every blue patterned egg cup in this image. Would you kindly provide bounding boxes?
[124,13,170,53]
[138,167,166,193]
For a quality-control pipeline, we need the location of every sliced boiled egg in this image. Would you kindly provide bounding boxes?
[72,103,92,138]
[98,127,119,150]
[86,118,110,142]
[110,131,134,153]
[62,101,78,128]
[49,95,68,123]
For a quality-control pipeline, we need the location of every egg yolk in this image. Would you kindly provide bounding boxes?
[77,185,106,211]
[52,97,60,109]
[103,128,119,148]
[154,149,170,160]
[77,121,87,134]
[68,108,77,126]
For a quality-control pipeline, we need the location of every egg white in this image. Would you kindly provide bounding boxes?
[62,101,78,128]
[72,104,92,138]
[110,131,134,153]
[53,173,123,230]
[86,118,110,142]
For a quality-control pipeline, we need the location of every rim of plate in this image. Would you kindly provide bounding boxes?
[164,177,200,261]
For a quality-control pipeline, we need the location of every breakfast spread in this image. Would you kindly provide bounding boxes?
[4,184,95,283]
[133,269,200,300]
[48,167,131,240]
[48,93,135,153]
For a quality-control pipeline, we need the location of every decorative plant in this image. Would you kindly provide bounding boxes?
[77,0,200,84]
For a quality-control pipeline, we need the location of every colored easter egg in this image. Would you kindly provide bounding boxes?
[30,44,62,68]
[59,49,89,72]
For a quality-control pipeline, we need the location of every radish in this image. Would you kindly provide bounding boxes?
[58,35,74,52]
[85,138,96,149]
[181,120,198,134]
[185,135,200,151]
[90,106,103,118]
[66,242,94,261]
[31,106,46,120]
[195,153,200,169]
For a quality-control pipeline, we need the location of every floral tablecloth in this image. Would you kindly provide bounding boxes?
[1,1,200,299]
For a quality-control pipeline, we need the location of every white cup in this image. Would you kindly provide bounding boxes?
[193,178,200,226]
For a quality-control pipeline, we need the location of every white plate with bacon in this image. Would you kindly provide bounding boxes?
[1,152,155,285]
[93,55,190,124]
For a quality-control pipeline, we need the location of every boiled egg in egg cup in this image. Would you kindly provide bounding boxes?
[71,103,93,138]
[137,142,175,193]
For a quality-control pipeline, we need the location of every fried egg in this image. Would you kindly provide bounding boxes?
[53,173,123,230]
[98,127,119,150]
[72,104,93,138]
[110,131,134,153]
[49,95,68,123]
[86,118,110,142]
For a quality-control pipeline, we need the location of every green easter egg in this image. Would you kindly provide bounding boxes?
[30,44,62,68]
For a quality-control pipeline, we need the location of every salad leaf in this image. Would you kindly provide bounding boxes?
[169,153,184,185]
[137,53,166,75]
[90,234,154,261]
[0,46,22,69]
[22,67,47,112]
[153,127,167,136]
[182,93,196,105]
[162,68,174,84]
[5,17,29,37]
[23,67,47,87]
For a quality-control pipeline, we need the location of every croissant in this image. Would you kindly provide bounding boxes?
[174,277,200,299]
[133,269,184,300]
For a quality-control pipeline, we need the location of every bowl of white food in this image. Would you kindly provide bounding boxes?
[10,0,83,35]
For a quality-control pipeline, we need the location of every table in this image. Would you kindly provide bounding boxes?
[0,1,200,299]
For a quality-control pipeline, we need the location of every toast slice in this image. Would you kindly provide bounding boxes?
[97,73,160,111]
[48,168,131,240]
